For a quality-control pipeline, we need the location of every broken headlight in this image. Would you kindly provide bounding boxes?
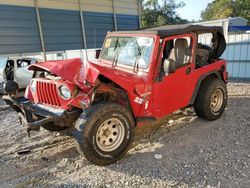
[30,80,36,93]
[59,85,71,99]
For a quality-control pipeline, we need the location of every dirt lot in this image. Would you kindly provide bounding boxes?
[0,82,249,188]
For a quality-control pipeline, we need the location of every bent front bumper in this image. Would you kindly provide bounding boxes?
[3,95,81,136]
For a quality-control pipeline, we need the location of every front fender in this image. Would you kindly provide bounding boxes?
[67,91,91,109]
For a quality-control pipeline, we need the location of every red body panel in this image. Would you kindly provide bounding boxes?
[149,60,226,118]
[26,78,90,109]
[25,32,227,125]
[90,62,150,115]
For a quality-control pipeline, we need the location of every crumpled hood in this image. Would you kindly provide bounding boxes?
[29,58,148,94]
[28,58,100,89]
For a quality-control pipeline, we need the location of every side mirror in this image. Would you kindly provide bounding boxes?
[95,49,101,59]
[163,58,175,75]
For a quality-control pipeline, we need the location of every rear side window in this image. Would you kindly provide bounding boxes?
[17,59,31,68]
[196,33,213,69]
[198,33,213,47]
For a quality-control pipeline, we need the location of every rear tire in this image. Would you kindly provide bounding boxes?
[194,78,227,121]
[72,102,135,166]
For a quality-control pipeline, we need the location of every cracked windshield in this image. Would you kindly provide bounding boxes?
[100,36,154,68]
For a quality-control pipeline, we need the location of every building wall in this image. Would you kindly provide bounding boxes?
[0,0,139,55]
[83,11,114,49]
[229,18,248,27]
[222,33,250,79]
[39,8,84,51]
[0,4,41,54]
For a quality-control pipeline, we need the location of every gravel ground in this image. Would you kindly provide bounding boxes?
[0,82,249,188]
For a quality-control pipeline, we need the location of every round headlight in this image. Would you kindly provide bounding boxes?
[59,85,71,99]
[30,80,36,93]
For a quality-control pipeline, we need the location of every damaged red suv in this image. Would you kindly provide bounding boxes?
[3,24,228,166]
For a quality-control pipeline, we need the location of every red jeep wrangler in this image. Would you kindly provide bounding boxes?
[3,24,228,166]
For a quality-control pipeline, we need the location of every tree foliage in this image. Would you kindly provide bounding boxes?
[201,0,250,21]
[141,0,188,28]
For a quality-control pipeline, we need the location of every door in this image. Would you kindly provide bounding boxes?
[14,59,34,89]
[152,34,196,117]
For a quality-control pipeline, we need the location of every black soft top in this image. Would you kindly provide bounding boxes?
[110,24,224,37]
[109,24,226,60]
[145,24,224,37]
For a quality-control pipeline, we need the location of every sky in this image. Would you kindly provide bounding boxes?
[176,0,214,21]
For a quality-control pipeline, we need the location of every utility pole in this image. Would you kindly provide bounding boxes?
[34,0,46,61]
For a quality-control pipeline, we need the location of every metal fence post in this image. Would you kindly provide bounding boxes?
[78,0,88,60]
[231,34,237,77]
[138,0,142,29]
[239,33,243,78]
[34,0,46,61]
[94,28,96,48]
[112,0,117,31]
[244,34,250,79]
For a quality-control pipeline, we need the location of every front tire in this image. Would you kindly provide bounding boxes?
[194,78,227,120]
[72,102,135,166]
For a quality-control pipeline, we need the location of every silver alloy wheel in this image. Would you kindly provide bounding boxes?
[210,88,223,113]
[96,118,125,152]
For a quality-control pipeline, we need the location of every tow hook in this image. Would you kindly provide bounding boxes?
[25,116,54,137]
[18,110,54,137]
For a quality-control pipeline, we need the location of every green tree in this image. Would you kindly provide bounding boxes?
[201,0,250,21]
[141,0,188,28]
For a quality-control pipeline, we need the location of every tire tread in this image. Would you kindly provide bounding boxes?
[194,78,227,121]
[73,102,135,166]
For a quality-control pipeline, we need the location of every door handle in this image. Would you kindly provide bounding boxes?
[186,67,191,75]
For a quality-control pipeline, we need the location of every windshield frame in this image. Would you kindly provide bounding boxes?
[99,33,156,72]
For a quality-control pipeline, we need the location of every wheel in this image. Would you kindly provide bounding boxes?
[72,102,135,166]
[194,78,227,120]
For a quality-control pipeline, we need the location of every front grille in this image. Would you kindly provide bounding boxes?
[36,81,61,106]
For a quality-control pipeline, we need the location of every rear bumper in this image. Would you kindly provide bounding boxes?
[2,95,81,134]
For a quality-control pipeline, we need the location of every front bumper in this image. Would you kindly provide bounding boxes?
[2,95,81,135]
